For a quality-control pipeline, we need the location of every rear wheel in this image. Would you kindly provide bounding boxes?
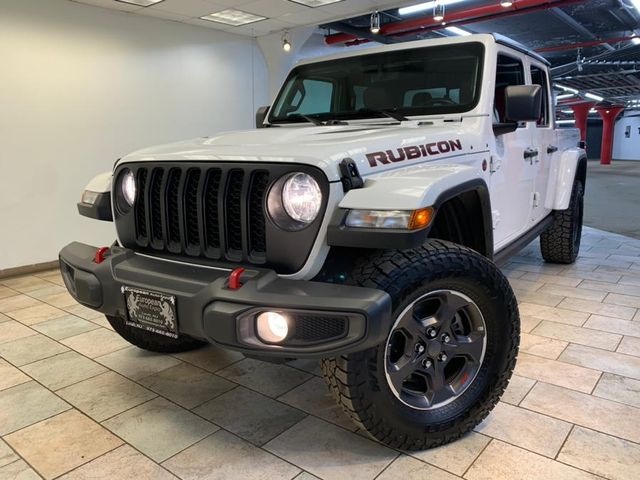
[321,240,519,450]
[106,315,207,354]
[540,180,584,264]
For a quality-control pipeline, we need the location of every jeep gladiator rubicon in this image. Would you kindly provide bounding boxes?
[60,34,586,450]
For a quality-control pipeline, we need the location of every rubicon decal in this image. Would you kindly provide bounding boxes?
[366,139,463,167]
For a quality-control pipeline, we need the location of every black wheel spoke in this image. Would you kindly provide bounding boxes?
[435,291,470,330]
[396,306,428,341]
[445,331,485,363]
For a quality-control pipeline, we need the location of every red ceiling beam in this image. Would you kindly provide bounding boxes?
[325,0,588,46]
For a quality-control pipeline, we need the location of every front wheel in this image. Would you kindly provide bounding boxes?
[322,240,519,450]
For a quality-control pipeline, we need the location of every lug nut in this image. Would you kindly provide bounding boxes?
[421,359,432,368]
[426,328,437,338]
[438,353,448,362]
[442,334,451,343]
[415,344,425,354]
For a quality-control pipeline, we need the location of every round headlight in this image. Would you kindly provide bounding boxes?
[121,169,136,207]
[282,173,322,224]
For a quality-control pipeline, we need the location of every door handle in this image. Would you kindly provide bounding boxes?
[547,145,558,154]
[524,148,539,159]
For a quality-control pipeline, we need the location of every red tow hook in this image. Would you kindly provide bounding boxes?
[94,247,110,264]
[228,267,245,290]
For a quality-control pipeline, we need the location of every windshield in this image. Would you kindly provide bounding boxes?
[268,42,484,124]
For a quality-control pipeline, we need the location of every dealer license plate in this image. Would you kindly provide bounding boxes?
[123,287,178,338]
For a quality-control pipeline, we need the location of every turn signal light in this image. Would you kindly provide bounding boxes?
[409,207,435,230]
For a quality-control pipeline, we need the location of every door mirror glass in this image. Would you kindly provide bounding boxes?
[504,85,542,122]
[256,106,270,129]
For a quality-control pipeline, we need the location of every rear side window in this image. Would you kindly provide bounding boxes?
[494,54,525,124]
[530,66,550,127]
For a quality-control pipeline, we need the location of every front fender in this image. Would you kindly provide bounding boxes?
[328,164,491,251]
[338,164,485,211]
[85,171,112,193]
[544,148,586,210]
[78,171,113,221]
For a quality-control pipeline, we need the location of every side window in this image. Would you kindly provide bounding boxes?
[290,79,333,115]
[530,66,550,127]
[494,54,525,124]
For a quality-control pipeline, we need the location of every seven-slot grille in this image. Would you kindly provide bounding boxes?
[132,165,271,264]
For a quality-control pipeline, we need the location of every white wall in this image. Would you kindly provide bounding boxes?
[613,112,640,161]
[0,0,269,271]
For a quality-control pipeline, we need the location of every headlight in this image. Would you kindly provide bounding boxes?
[268,172,323,231]
[115,168,136,214]
[282,173,322,223]
[121,169,136,206]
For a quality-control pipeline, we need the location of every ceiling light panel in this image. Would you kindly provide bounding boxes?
[288,0,345,7]
[201,9,267,26]
[115,0,165,6]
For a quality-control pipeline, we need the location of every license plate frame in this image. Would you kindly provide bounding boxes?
[123,286,178,339]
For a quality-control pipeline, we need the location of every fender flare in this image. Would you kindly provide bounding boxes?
[544,148,587,211]
[328,165,492,255]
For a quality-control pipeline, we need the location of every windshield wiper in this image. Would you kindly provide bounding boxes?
[357,108,409,122]
[283,113,348,126]
[299,114,325,126]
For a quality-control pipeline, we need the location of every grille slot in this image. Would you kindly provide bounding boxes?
[183,168,201,253]
[225,170,245,256]
[248,171,269,258]
[149,168,165,248]
[132,165,268,264]
[203,169,222,256]
[165,168,182,251]
[135,169,148,244]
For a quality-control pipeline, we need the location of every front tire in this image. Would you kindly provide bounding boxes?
[106,315,207,354]
[321,240,519,450]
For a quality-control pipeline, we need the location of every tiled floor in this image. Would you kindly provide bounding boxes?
[1,226,640,479]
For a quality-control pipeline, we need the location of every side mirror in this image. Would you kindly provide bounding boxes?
[493,85,542,136]
[505,85,542,122]
[256,106,270,129]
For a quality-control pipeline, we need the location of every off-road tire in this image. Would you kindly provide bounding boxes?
[321,240,519,450]
[106,315,207,353]
[540,180,584,264]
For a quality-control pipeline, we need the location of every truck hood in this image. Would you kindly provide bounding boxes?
[120,119,487,182]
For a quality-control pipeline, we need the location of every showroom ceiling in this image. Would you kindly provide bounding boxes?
[70,0,408,36]
[71,0,640,107]
[323,0,640,108]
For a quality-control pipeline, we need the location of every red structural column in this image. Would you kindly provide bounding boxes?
[595,106,624,165]
[569,102,596,143]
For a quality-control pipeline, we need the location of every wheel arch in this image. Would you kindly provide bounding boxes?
[544,148,587,211]
[428,179,494,259]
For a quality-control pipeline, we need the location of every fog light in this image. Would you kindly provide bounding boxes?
[256,312,289,343]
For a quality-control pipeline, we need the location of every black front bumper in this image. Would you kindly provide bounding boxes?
[59,242,392,359]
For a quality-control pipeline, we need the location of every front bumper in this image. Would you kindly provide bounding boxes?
[59,242,392,359]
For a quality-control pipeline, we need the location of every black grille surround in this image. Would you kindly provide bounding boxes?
[114,162,329,274]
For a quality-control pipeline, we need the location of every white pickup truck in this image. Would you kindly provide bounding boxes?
[60,33,586,450]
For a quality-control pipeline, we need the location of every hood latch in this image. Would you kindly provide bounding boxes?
[339,158,364,192]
